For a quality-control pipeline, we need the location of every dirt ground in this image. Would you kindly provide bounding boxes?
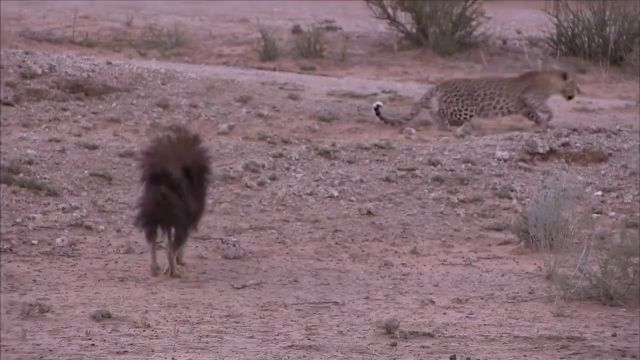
[1,1,639,359]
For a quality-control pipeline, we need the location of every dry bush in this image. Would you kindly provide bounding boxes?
[0,170,59,197]
[545,0,640,65]
[585,227,640,306]
[514,179,583,262]
[364,0,486,55]
[516,179,639,308]
[135,24,186,56]
[256,27,279,62]
[294,27,326,58]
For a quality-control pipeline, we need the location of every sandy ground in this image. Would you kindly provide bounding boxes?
[1,1,639,359]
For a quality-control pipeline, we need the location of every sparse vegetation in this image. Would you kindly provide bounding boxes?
[135,24,187,56]
[585,227,640,306]
[78,141,100,150]
[0,166,59,197]
[364,0,486,55]
[125,14,134,27]
[315,110,339,123]
[326,90,378,100]
[256,27,279,62]
[513,179,585,279]
[294,27,326,58]
[91,309,112,322]
[513,179,581,251]
[234,95,252,105]
[545,0,640,65]
[20,301,52,318]
[376,317,400,335]
[88,171,114,184]
[515,178,639,307]
[117,149,137,159]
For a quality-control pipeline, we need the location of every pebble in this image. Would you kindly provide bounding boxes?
[217,123,235,135]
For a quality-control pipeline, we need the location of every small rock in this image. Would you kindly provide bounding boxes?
[31,240,38,245]
[231,279,262,290]
[220,237,248,260]
[523,137,552,155]
[55,237,68,247]
[495,150,511,161]
[402,127,416,136]
[291,24,303,34]
[316,109,339,123]
[372,139,393,150]
[242,160,264,173]
[325,187,339,199]
[256,177,268,187]
[217,123,235,135]
[315,145,338,160]
[484,222,508,232]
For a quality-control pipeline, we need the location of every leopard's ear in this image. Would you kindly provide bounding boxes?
[561,71,569,81]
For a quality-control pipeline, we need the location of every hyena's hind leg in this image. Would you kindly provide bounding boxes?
[145,228,161,277]
[176,244,187,266]
[163,227,188,278]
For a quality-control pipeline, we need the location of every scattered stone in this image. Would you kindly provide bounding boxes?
[484,222,508,232]
[220,237,248,260]
[376,318,400,335]
[256,130,276,142]
[300,64,317,72]
[90,309,112,322]
[495,150,511,161]
[522,137,552,155]
[398,329,435,339]
[325,187,339,198]
[315,145,338,160]
[291,24,303,34]
[402,127,417,136]
[316,109,338,123]
[427,158,442,167]
[21,302,51,317]
[358,206,375,216]
[231,279,262,289]
[372,139,393,150]
[155,97,171,110]
[242,160,264,173]
[54,237,69,247]
[217,123,235,135]
[256,176,268,187]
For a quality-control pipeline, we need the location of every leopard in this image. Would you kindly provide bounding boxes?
[372,70,580,133]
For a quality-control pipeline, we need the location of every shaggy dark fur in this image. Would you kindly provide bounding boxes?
[134,125,211,277]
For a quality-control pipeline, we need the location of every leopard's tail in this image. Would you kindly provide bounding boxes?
[372,95,426,126]
[372,101,411,126]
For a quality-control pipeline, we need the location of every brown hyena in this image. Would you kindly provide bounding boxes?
[134,125,211,277]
